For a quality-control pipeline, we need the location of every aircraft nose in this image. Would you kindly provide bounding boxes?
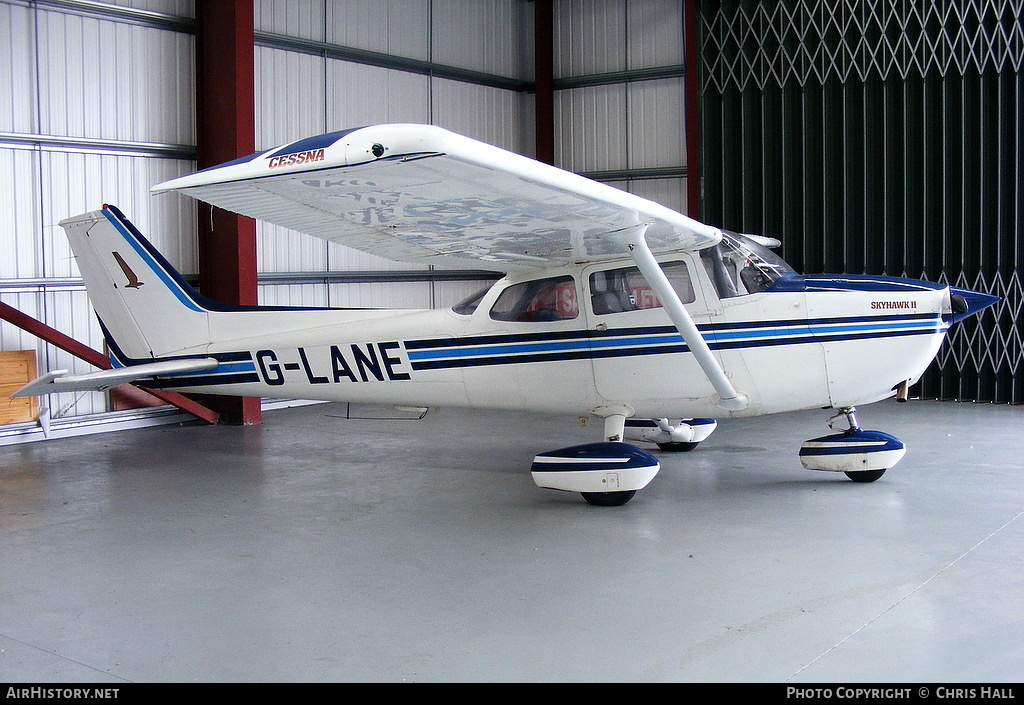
[950,286,1000,323]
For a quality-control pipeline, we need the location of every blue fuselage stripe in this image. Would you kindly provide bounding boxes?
[406,334,681,360]
[123,314,948,388]
[407,315,947,370]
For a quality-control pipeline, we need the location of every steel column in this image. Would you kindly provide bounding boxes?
[194,0,261,424]
[533,0,554,165]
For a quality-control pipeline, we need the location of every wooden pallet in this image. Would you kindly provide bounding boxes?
[0,351,38,424]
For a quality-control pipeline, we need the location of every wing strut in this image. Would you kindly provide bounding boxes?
[609,224,749,411]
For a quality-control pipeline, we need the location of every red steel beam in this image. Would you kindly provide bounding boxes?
[0,302,220,425]
[194,0,261,425]
[534,0,555,165]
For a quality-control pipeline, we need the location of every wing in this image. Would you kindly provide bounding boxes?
[152,124,721,271]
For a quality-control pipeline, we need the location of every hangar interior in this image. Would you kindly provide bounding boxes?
[0,0,1022,683]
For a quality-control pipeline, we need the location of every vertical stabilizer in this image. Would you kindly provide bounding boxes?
[60,206,211,361]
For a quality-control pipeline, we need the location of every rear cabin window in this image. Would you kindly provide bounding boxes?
[589,261,694,315]
[452,286,490,316]
[489,276,579,322]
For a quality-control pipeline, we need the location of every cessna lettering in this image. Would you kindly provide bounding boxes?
[256,342,411,386]
[267,148,326,169]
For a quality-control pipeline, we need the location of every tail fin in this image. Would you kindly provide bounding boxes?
[60,205,212,360]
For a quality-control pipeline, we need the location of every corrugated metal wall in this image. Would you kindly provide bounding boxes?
[696,0,1023,404]
[1,0,196,420]
[252,0,531,311]
[552,0,689,213]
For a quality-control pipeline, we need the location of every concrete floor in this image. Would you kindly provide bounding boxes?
[0,398,1021,683]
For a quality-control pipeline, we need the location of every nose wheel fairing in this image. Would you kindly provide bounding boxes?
[799,407,906,482]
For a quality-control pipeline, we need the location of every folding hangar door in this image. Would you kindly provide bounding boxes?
[693,0,1023,404]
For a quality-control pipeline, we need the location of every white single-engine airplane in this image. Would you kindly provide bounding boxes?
[13,124,999,505]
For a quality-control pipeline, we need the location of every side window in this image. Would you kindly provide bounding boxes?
[589,261,695,315]
[490,276,579,322]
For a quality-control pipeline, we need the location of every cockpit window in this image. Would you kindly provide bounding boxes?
[589,261,695,315]
[700,231,794,299]
[489,276,579,322]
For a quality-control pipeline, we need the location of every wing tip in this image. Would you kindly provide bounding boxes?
[152,123,457,194]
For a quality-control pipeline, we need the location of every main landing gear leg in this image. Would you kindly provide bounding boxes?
[799,406,906,482]
[622,418,719,452]
[604,413,626,442]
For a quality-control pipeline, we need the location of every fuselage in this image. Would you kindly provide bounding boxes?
[133,234,962,421]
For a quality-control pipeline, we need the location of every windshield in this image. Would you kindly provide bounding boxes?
[700,230,794,298]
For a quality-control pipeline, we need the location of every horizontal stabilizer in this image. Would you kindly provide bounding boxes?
[10,358,220,397]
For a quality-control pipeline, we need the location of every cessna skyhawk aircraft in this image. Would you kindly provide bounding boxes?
[13,124,998,505]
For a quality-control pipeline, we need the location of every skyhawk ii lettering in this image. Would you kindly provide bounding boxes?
[14,124,1000,506]
[871,300,918,310]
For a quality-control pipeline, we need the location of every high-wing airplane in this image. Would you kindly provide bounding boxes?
[12,124,999,505]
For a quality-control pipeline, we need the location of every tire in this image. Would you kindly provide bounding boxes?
[581,490,637,506]
[656,441,699,452]
[844,469,886,483]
